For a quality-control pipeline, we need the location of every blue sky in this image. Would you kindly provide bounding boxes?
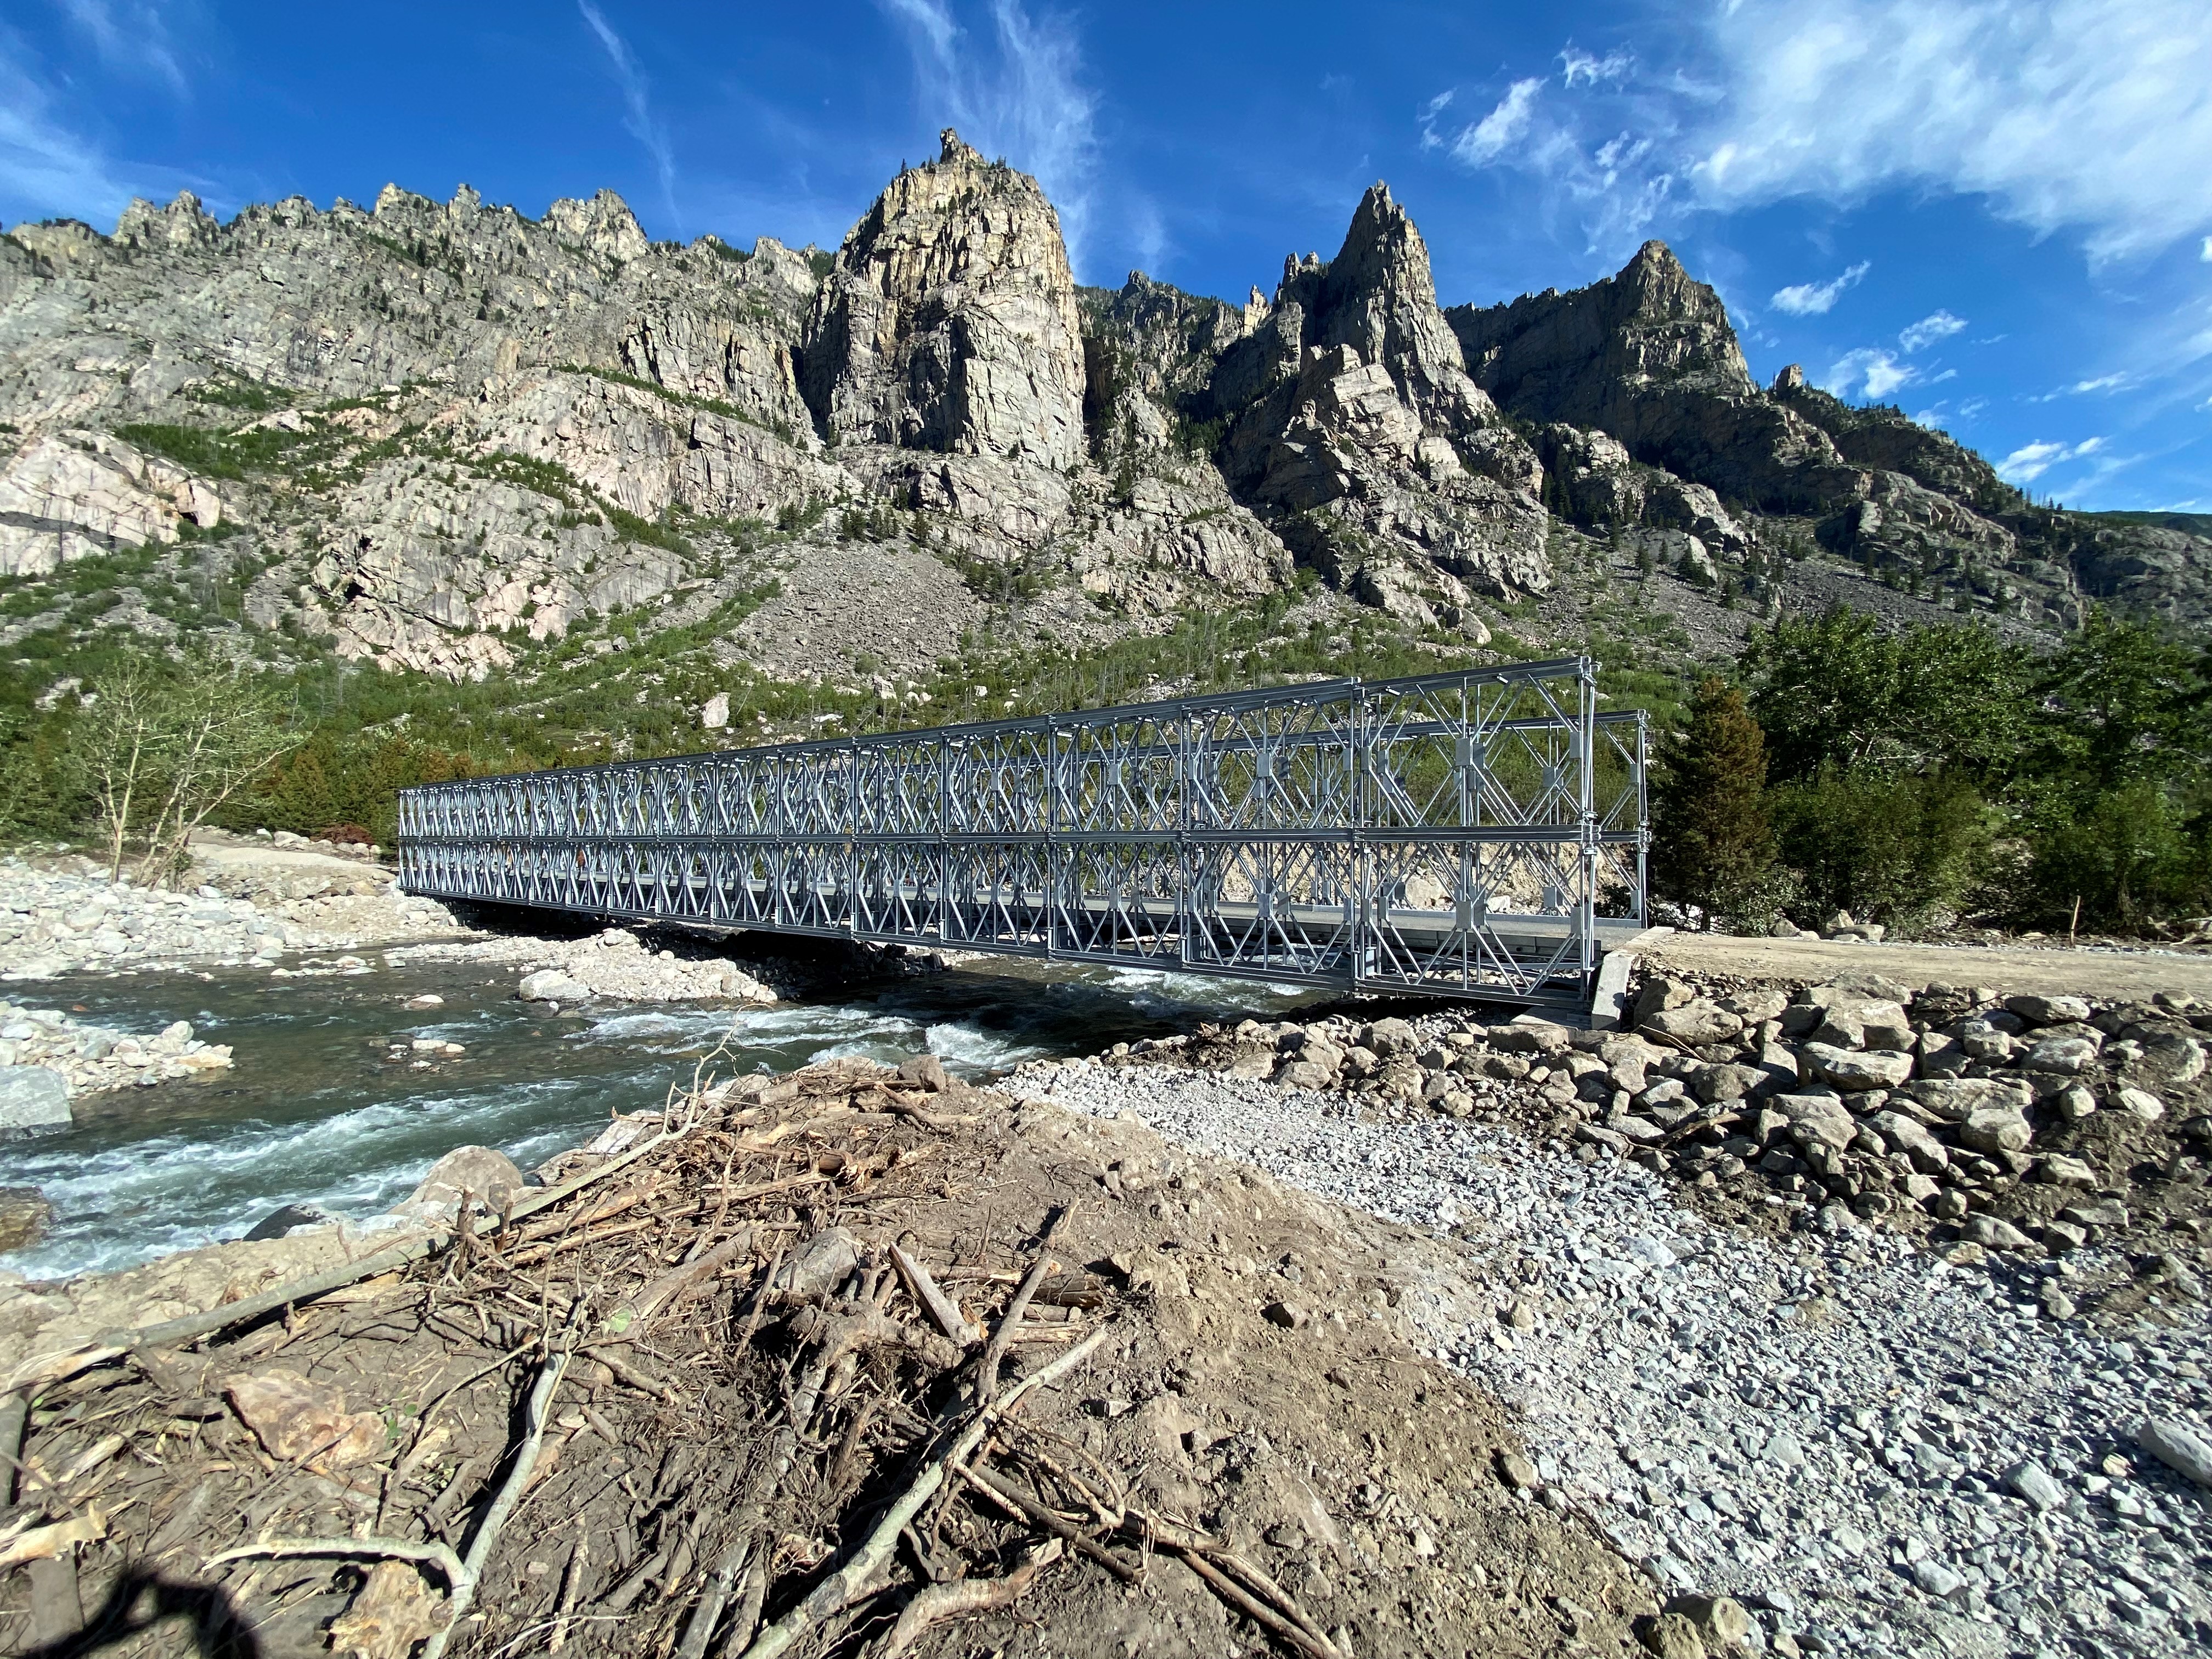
[4,1,2209,512]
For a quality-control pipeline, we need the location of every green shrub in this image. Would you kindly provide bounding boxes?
[1769,768,1990,932]
[2009,783,2212,932]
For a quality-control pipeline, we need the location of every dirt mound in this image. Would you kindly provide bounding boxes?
[0,1060,1655,1659]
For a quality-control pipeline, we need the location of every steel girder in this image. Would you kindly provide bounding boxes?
[397,659,1649,1009]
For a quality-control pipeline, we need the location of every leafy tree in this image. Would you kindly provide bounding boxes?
[2011,782,2212,930]
[1741,605,2032,784]
[1650,678,1783,929]
[2028,609,2209,792]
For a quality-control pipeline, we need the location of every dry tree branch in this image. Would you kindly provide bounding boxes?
[952,1460,1138,1582]
[204,1537,466,1585]
[887,1245,980,1346]
[736,1323,1113,1659]
[976,1201,1077,1404]
[1171,1549,1339,1659]
[420,1347,572,1659]
[874,1537,1061,1659]
[673,1532,753,1659]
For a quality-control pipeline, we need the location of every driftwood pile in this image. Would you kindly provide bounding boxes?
[0,1057,1338,1659]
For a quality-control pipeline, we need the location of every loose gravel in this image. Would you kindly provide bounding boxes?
[1017,1057,2212,1658]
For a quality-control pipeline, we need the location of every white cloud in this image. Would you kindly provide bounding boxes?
[1560,48,1632,88]
[1691,0,2212,262]
[1770,259,1870,315]
[2068,373,2126,393]
[879,0,1099,268]
[1451,77,1544,166]
[1999,435,2104,482]
[1821,347,1916,400]
[1427,2,2212,265]
[578,2,678,224]
[1927,368,1956,383]
[2203,235,2212,261]
[1899,309,1967,352]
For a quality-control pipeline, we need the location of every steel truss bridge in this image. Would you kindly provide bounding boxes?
[396,659,1649,1012]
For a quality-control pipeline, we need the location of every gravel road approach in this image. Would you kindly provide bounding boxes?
[1018,1058,2212,1658]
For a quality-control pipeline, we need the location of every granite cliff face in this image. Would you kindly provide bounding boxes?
[803,131,1086,469]
[0,138,2203,698]
[1447,247,2210,629]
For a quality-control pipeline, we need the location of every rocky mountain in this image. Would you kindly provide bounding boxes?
[0,128,2204,707]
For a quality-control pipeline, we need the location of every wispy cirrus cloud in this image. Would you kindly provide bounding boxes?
[1445,77,1543,165]
[1821,346,1916,400]
[1559,47,1630,88]
[2028,371,2131,402]
[61,0,189,98]
[578,1,678,224]
[1770,259,1870,315]
[878,0,1099,268]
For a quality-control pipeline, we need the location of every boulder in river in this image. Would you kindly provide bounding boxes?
[0,1065,71,1133]
[0,1186,53,1252]
[243,1201,345,1242]
[391,1145,523,1224]
[517,969,589,1004]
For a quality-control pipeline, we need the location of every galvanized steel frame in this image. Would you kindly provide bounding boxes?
[397,659,1648,1009]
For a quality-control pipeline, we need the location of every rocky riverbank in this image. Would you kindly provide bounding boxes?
[1013,1056,2212,1655]
[386,925,781,1006]
[0,843,470,980]
[0,997,233,1132]
[1109,971,2212,1266]
[5,958,2208,1657]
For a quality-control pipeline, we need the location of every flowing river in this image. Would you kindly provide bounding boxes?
[2,957,1316,1283]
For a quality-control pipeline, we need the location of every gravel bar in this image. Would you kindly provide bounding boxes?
[1017,1058,2212,1658]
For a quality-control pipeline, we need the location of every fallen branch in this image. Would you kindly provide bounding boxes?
[1173,1548,1338,1659]
[204,1535,464,1586]
[673,1532,752,1659]
[977,1202,1077,1404]
[548,1532,590,1654]
[876,1538,1060,1659]
[889,1244,981,1346]
[0,1510,106,1571]
[586,1348,680,1404]
[422,1348,572,1659]
[620,1228,756,1330]
[953,1460,1138,1582]
[1205,1549,1340,1655]
[737,1322,1113,1659]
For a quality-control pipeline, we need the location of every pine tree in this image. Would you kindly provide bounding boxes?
[1651,677,1780,930]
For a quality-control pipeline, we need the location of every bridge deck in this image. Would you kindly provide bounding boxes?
[397,662,1650,1012]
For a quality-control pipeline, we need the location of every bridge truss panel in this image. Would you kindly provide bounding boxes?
[397,661,1649,1010]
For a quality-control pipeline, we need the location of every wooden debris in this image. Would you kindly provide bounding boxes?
[877,1538,1061,1659]
[889,1242,983,1345]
